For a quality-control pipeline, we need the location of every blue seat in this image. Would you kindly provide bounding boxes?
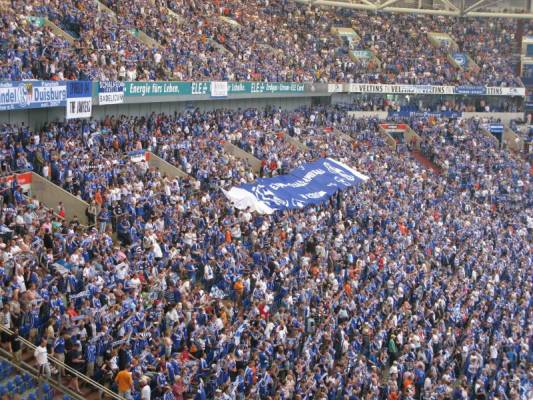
[42,383,53,400]
[26,393,37,400]
[21,380,31,392]
[7,381,16,393]
[63,395,72,400]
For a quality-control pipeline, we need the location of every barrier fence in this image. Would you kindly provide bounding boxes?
[0,324,125,400]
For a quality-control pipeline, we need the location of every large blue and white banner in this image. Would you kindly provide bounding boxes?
[223,158,368,214]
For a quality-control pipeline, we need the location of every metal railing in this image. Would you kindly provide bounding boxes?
[0,324,125,400]
[0,346,85,400]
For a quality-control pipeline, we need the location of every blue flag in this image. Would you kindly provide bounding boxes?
[224,158,368,213]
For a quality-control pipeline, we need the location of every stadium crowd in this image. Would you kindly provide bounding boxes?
[0,106,531,400]
[0,0,525,86]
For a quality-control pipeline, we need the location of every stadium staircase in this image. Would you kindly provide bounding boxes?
[219,15,241,27]
[331,128,355,143]
[166,7,184,24]
[403,125,442,174]
[378,125,399,150]
[0,356,66,400]
[427,32,480,72]
[0,326,124,400]
[285,133,308,151]
[95,0,116,20]
[334,26,382,67]
[410,149,442,174]
[223,142,262,173]
[94,0,162,49]
[502,124,525,154]
[41,18,77,45]
[146,151,189,178]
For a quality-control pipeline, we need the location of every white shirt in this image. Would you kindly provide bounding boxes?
[141,384,151,400]
[34,345,48,366]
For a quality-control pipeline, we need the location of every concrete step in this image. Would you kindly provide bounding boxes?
[410,149,442,174]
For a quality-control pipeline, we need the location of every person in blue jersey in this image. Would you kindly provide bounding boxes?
[53,331,67,377]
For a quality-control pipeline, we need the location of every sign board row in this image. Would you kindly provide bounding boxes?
[329,83,525,97]
[0,80,526,118]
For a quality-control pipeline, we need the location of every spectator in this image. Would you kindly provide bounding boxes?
[34,337,51,379]
[115,366,134,398]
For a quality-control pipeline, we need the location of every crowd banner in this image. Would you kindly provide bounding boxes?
[486,87,526,96]
[351,50,372,59]
[223,158,368,214]
[388,110,463,118]
[328,83,344,93]
[488,123,504,142]
[348,83,525,97]
[128,150,148,163]
[0,172,32,192]
[125,81,189,96]
[66,81,92,119]
[124,81,209,96]
[380,123,409,130]
[0,81,67,111]
[98,81,125,105]
[227,82,306,95]
[210,81,228,97]
[348,84,455,95]
[455,86,486,95]
[0,81,528,112]
[0,82,31,111]
[452,53,468,68]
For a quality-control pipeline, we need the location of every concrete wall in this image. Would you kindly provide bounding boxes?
[0,108,66,131]
[30,173,90,225]
[222,142,262,173]
[147,152,189,178]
